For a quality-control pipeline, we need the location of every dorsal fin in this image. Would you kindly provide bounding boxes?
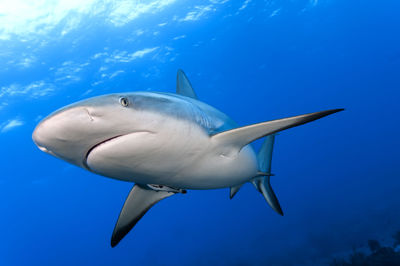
[176,69,198,99]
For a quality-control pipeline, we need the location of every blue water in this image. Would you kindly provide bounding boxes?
[1,0,399,265]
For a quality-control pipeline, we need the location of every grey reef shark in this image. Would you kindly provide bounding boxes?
[33,70,343,247]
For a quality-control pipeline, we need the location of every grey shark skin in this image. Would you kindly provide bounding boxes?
[32,70,343,247]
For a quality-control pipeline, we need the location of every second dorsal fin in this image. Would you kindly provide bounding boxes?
[176,69,198,99]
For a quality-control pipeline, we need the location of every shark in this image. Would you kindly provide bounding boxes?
[32,70,343,247]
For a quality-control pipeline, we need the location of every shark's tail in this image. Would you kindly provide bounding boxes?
[252,134,283,215]
[229,135,282,215]
[226,109,344,214]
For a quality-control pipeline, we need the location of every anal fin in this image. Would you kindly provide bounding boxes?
[111,184,175,247]
[230,184,242,199]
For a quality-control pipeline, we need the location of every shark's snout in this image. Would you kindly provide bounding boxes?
[32,115,67,159]
[32,106,96,157]
[32,120,51,153]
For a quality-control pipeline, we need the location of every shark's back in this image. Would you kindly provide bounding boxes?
[130,91,238,135]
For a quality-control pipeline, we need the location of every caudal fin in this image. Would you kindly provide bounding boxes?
[252,134,283,215]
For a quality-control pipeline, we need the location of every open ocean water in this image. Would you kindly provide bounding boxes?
[0,0,399,265]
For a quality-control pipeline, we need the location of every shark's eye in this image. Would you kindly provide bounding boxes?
[119,97,129,107]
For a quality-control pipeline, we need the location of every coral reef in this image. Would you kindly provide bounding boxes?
[331,231,400,265]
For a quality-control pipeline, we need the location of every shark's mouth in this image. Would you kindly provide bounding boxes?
[82,131,155,171]
[83,135,125,170]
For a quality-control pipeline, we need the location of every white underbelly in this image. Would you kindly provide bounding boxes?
[86,129,259,189]
[169,145,258,189]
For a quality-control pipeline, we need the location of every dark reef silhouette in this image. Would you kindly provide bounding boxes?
[331,231,400,266]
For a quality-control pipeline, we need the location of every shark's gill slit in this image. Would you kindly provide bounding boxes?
[85,108,94,121]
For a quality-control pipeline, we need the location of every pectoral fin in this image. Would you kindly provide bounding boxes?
[211,109,343,151]
[111,184,175,247]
